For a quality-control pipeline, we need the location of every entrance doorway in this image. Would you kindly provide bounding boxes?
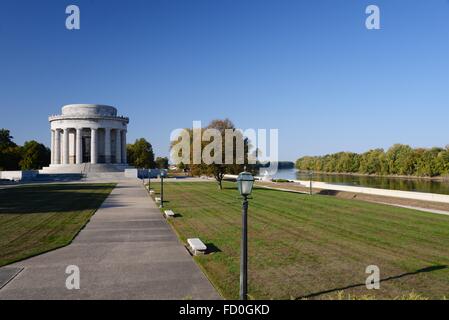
[82,137,91,163]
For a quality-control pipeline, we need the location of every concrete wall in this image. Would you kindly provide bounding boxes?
[293,180,449,204]
[0,171,38,181]
[125,169,168,179]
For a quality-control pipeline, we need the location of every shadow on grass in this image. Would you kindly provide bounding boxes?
[316,189,342,196]
[296,265,448,300]
[204,243,222,254]
[0,183,116,214]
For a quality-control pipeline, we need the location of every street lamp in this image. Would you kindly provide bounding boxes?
[309,171,313,195]
[160,170,167,208]
[236,171,254,300]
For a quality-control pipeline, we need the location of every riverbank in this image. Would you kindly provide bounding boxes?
[296,170,449,181]
[256,180,449,214]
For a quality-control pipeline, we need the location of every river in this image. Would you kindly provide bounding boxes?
[267,168,449,195]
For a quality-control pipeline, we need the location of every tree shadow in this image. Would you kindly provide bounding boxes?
[317,189,341,196]
[223,186,238,190]
[296,265,448,300]
[0,183,116,214]
[33,174,85,182]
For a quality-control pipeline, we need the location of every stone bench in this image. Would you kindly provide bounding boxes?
[164,210,175,218]
[187,238,207,256]
[155,197,161,203]
[149,190,155,195]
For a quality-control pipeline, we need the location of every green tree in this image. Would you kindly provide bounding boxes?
[171,119,252,190]
[0,129,16,149]
[19,140,51,170]
[386,144,416,175]
[0,129,21,170]
[155,157,169,169]
[359,149,387,175]
[127,138,155,168]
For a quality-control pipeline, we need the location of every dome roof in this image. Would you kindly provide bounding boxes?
[61,104,117,117]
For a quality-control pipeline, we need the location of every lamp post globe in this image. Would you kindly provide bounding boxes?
[237,172,255,197]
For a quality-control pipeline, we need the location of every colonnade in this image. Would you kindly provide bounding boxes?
[50,127,127,165]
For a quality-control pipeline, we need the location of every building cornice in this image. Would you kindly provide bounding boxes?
[49,115,130,124]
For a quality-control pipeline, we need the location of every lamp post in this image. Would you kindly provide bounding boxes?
[309,171,313,195]
[236,171,255,300]
[160,170,166,208]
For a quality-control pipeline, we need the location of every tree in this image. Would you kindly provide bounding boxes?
[0,129,21,170]
[0,129,16,149]
[19,140,51,170]
[127,138,155,168]
[386,144,416,175]
[171,119,252,190]
[178,161,186,171]
[359,149,387,175]
[155,157,169,169]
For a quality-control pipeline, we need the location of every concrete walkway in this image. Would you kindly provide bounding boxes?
[0,180,220,300]
[374,202,449,217]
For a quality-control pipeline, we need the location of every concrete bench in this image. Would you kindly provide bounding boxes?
[155,197,161,203]
[187,238,207,255]
[149,190,155,195]
[164,210,175,218]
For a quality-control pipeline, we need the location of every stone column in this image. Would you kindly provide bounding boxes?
[63,129,69,165]
[50,130,55,164]
[76,128,82,164]
[121,130,127,164]
[115,129,122,164]
[54,129,61,164]
[105,128,111,163]
[91,128,97,164]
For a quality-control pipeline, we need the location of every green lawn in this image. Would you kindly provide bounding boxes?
[0,183,115,267]
[152,181,449,300]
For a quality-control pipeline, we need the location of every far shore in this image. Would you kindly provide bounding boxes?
[295,170,449,182]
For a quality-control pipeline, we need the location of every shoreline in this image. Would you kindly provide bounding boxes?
[295,170,449,182]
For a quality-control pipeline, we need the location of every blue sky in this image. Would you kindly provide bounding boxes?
[1,0,448,161]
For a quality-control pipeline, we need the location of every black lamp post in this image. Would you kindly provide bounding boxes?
[236,171,255,300]
[160,170,166,208]
[309,170,313,195]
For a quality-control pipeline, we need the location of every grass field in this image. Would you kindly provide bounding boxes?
[0,183,115,267]
[151,181,449,299]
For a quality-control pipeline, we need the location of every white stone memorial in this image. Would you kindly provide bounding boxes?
[41,104,130,173]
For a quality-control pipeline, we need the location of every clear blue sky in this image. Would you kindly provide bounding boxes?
[1,0,448,161]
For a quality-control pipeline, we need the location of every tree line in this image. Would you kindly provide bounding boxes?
[0,129,51,171]
[0,128,169,171]
[296,144,449,177]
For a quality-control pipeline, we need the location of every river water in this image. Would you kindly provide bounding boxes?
[267,168,449,195]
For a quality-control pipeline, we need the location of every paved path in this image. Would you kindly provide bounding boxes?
[374,202,449,216]
[0,180,220,300]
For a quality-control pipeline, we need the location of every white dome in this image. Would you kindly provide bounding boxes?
[62,104,117,117]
